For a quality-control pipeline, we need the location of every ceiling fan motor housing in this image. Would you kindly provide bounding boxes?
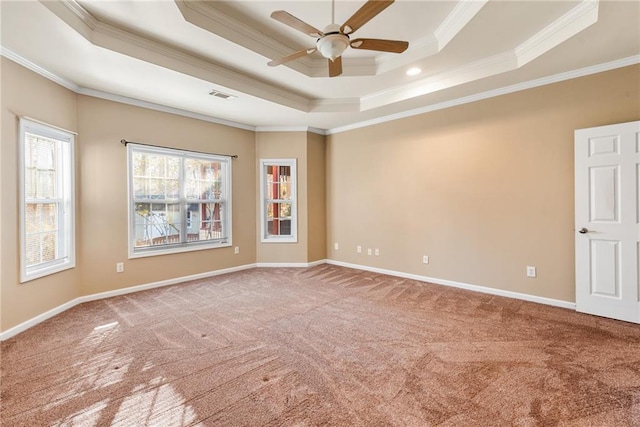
[317,24,350,61]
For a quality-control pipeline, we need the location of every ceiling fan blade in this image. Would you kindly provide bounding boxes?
[350,38,408,53]
[271,11,324,38]
[328,56,343,77]
[268,48,317,67]
[340,0,394,35]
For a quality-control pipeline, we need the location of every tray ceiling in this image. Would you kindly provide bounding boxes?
[1,0,638,132]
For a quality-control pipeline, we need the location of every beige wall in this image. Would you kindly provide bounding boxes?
[255,131,308,263]
[255,131,327,264]
[2,54,637,333]
[327,65,640,303]
[1,58,80,331]
[1,58,257,332]
[307,132,327,262]
[76,96,256,296]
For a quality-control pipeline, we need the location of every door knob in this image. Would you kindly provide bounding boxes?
[578,227,589,234]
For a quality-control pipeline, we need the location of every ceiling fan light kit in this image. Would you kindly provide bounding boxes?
[317,26,350,61]
[269,0,409,77]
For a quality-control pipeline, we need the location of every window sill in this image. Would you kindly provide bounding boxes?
[21,260,76,283]
[129,241,232,259]
[260,237,298,243]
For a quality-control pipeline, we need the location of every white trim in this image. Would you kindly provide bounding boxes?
[0,47,255,132]
[76,263,255,303]
[254,126,327,135]
[325,260,576,310]
[0,298,80,342]
[77,87,255,132]
[259,158,298,243]
[326,55,640,135]
[19,116,77,136]
[3,46,638,136]
[515,0,599,67]
[0,47,79,92]
[19,118,76,283]
[127,144,233,259]
[256,260,326,268]
[0,259,579,341]
[0,263,256,341]
[435,0,488,51]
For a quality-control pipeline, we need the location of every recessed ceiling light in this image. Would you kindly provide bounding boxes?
[406,67,421,76]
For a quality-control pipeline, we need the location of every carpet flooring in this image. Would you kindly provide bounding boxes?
[1,265,640,426]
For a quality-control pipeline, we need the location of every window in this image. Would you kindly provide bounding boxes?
[260,159,297,243]
[19,118,75,282]
[127,144,231,257]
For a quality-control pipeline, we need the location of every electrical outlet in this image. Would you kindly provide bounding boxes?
[367,248,372,255]
[357,245,362,253]
[527,266,537,278]
[422,255,429,264]
[116,262,124,273]
[374,248,379,256]
[234,246,240,254]
[334,242,339,250]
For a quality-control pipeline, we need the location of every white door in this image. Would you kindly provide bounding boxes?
[575,120,640,323]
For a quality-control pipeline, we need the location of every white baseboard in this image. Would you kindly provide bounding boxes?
[76,263,257,304]
[0,263,256,341]
[325,260,576,310]
[1,259,575,341]
[256,259,327,268]
[0,298,82,342]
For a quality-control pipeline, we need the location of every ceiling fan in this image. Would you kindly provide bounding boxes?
[268,0,409,77]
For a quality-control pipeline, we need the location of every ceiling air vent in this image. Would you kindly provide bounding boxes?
[208,89,237,100]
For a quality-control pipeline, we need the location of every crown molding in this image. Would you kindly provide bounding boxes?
[361,0,599,112]
[4,46,636,137]
[516,0,599,67]
[328,55,640,135]
[1,47,256,132]
[0,46,80,92]
[362,51,518,111]
[185,0,488,78]
[255,126,326,135]
[435,0,489,51]
[35,0,604,117]
[309,97,360,113]
[41,0,314,112]
[374,0,487,74]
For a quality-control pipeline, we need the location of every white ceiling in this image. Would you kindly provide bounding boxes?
[1,0,639,133]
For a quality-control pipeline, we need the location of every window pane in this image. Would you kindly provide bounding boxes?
[187,202,224,241]
[186,159,222,200]
[133,202,181,248]
[25,203,59,268]
[41,232,57,263]
[279,182,290,200]
[266,182,279,200]
[278,219,292,236]
[280,203,291,219]
[133,152,180,199]
[266,202,274,220]
[24,133,57,199]
[25,233,42,266]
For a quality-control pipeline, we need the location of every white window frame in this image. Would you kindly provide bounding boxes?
[260,159,297,243]
[127,143,232,258]
[19,118,76,283]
